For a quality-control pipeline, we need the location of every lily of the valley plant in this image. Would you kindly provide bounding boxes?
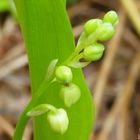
[13,0,119,139]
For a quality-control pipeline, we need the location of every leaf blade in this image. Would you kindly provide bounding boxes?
[14,0,94,139]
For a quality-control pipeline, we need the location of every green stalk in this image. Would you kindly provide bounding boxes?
[13,0,94,140]
[13,80,52,140]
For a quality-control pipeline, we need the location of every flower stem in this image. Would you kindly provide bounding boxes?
[13,80,52,140]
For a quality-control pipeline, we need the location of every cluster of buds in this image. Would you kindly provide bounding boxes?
[55,65,81,107]
[66,11,119,68]
[27,11,119,135]
[27,64,81,135]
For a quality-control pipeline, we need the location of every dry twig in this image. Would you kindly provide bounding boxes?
[0,116,14,138]
[120,0,140,35]
[0,54,27,80]
[124,29,140,51]
[0,43,25,66]
[0,116,32,140]
[97,52,140,140]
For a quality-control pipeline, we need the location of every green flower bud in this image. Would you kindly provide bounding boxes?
[103,11,119,26]
[96,23,115,41]
[84,19,102,35]
[47,109,69,135]
[83,43,104,61]
[60,83,81,107]
[55,66,73,84]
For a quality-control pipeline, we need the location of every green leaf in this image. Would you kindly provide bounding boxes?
[8,0,17,19]
[46,59,58,81]
[13,0,94,140]
[0,0,17,20]
[0,0,9,13]
[62,0,66,5]
[70,62,90,68]
[27,104,56,117]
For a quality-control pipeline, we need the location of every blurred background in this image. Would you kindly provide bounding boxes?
[0,0,140,140]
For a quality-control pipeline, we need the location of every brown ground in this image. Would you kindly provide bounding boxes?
[0,0,140,140]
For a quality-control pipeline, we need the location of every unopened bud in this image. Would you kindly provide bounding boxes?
[60,83,81,107]
[83,43,104,61]
[103,11,119,26]
[84,19,102,35]
[47,109,69,135]
[96,23,115,41]
[55,66,73,84]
